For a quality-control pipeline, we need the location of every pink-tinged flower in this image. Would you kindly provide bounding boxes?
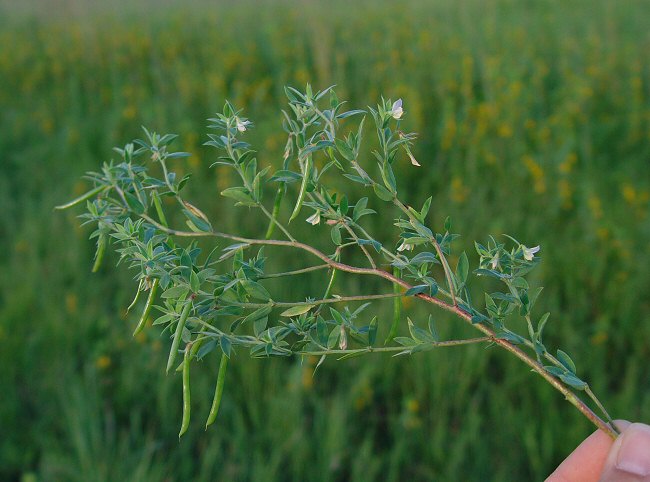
[522,245,540,261]
[338,325,347,350]
[306,211,321,225]
[490,253,500,269]
[391,99,404,120]
[235,117,250,132]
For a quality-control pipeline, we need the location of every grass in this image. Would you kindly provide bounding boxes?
[1,0,649,480]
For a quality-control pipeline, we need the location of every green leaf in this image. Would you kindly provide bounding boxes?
[327,327,340,349]
[197,339,217,359]
[558,373,588,390]
[280,304,316,317]
[536,312,550,340]
[329,307,346,326]
[220,336,232,358]
[357,239,382,252]
[124,191,145,214]
[269,170,302,183]
[253,317,268,337]
[471,313,489,324]
[339,195,349,216]
[243,304,274,323]
[394,337,417,347]
[221,187,255,205]
[161,286,189,299]
[556,349,577,373]
[336,109,366,119]
[401,236,429,246]
[544,365,567,377]
[405,285,428,296]
[335,139,355,161]
[353,197,368,221]
[153,314,174,326]
[330,225,342,245]
[337,350,369,360]
[368,316,378,346]
[456,252,469,284]
[512,277,529,289]
[373,183,394,201]
[495,330,526,344]
[317,317,328,345]
[380,161,397,193]
[427,315,439,342]
[240,280,271,301]
[407,318,434,343]
[190,270,200,293]
[410,252,438,265]
[421,197,432,220]
[444,216,452,232]
[343,173,368,185]
[183,209,212,232]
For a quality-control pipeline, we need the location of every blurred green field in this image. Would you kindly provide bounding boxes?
[1,0,649,480]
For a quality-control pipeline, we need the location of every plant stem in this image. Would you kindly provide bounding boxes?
[259,264,330,279]
[136,213,618,439]
[301,336,490,356]
[392,197,457,304]
[226,292,402,309]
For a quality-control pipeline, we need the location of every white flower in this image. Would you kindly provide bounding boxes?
[522,245,540,261]
[306,211,321,225]
[397,240,414,252]
[390,99,404,120]
[490,253,500,269]
[235,117,250,132]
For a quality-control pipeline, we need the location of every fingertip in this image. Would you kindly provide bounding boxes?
[546,425,623,482]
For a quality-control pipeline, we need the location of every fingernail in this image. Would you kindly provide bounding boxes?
[615,424,650,476]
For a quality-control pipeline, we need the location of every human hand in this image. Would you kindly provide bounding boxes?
[546,421,650,481]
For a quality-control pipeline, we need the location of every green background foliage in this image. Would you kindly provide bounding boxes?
[1,0,649,480]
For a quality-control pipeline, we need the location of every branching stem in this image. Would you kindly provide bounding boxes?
[136,211,618,439]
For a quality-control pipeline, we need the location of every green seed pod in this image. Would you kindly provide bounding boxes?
[167,301,192,373]
[91,233,107,273]
[205,353,229,429]
[133,279,159,337]
[179,344,191,438]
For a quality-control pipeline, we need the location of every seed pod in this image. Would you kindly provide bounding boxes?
[133,279,159,337]
[167,301,192,373]
[205,353,229,429]
[179,344,191,438]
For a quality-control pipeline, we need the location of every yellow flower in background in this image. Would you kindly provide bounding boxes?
[96,355,112,370]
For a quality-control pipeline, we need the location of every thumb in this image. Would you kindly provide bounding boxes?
[599,423,650,481]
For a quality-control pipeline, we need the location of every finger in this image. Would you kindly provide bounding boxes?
[599,423,650,482]
[546,421,630,482]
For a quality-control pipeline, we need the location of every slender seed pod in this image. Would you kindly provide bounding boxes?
[205,353,229,429]
[55,185,108,210]
[322,267,337,301]
[289,157,311,223]
[133,279,159,337]
[126,279,144,314]
[179,344,191,438]
[152,191,168,227]
[91,233,107,273]
[167,301,192,373]
[265,185,285,239]
[384,267,402,345]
